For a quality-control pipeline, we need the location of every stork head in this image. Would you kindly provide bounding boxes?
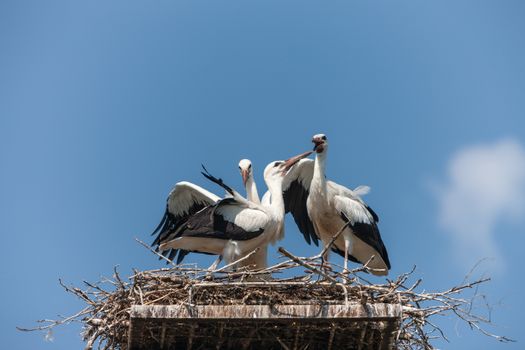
[312,133,328,153]
[264,151,313,181]
[238,159,253,186]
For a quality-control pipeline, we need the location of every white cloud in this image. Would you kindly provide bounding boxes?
[435,138,525,270]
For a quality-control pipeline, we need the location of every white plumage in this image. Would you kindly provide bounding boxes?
[282,134,391,276]
[152,160,261,265]
[155,151,311,268]
[167,181,220,216]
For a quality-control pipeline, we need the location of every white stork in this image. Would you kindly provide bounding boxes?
[282,134,391,276]
[156,151,312,268]
[238,159,261,204]
[151,159,260,265]
[237,159,273,270]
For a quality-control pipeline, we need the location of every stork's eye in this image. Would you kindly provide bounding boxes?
[238,166,241,170]
[248,164,252,169]
[322,136,327,141]
[274,162,282,167]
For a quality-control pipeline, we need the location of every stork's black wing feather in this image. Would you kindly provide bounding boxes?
[366,205,379,223]
[176,249,190,264]
[339,213,391,269]
[176,200,264,241]
[201,165,234,196]
[283,179,319,246]
[151,201,210,264]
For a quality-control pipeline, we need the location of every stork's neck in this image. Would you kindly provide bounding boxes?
[311,152,328,195]
[265,178,285,218]
[245,177,261,204]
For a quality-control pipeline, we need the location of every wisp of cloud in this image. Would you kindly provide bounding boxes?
[436,138,525,272]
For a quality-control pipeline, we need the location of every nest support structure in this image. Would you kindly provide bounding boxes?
[126,280,402,350]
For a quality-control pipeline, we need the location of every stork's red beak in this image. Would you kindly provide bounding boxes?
[241,169,249,186]
[282,151,313,175]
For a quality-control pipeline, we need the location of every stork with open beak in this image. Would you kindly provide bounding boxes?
[157,151,312,268]
[282,134,391,276]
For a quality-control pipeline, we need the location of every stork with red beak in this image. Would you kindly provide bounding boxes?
[151,159,261,265]
[282,134,391,276]
[237,159,272,270]
[157,150,312,268]
[238,159,261,204]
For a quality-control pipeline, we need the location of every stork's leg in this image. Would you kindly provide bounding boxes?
[222,240,240,272]
[343,238,350,274]
[318,252,326,282]
[320,249,328,271]
[316,248,333,282]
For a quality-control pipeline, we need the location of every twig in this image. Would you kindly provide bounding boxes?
[212,248,260,274]
[135,238,177,267]
[278,247,338,284]
[315,222,350,259]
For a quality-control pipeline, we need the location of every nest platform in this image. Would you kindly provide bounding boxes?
[127,280,402,350]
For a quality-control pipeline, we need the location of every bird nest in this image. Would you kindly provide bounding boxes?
[19,239,513,350]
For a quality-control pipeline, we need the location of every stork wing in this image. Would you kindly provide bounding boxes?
[329,181,379,223]
[282,158,319,246]
[169,197,268,242]
[163,167,268,248]
[151,181,220,262]
[333,195,390,269]
[213,199,268,239]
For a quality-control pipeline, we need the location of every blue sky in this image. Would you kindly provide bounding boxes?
[1,1,525,348]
